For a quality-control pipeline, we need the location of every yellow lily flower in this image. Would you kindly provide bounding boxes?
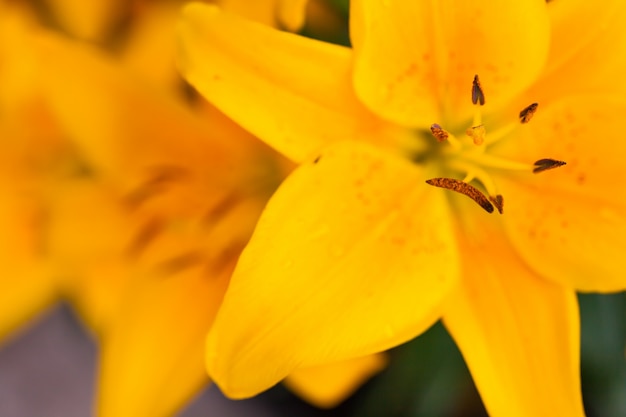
[177,1,626,415]
[34,21,384,417]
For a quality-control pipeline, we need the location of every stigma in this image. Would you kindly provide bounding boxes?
[425,75,567,214]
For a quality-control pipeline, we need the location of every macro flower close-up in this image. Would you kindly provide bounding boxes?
[1,0,626,416]
[177,0,626,415]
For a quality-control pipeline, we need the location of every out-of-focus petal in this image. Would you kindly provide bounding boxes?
[70,185,268,417]
[43,0,125,41]
[207,141,459,398]
[94,195,267,417]
[34,31,259,202]
[284,354,388,409]
[0,179,56,341]
[219,0,308,31]
[0,3,44,112]
[494,95,626,292]
[528,0,626,98]
[177,3,392,163]
[97,265,228,417]
[350,0,550,127]
[276,0,308,31]
[120,0,185,95]
[46,182,134,333]
[443,218,584,417]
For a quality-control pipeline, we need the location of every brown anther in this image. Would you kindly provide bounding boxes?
[127,217,164,257]
[466,124,486,145]
[519,103,539,123]
[158,251,204,275]
[430,123,449,142]
[533,158,567,174]
[489,195,504,214]
[472,74,485,106]
[426,178,494,213]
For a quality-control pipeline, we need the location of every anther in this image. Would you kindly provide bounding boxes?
[430,123,449,142]
[426,178,494,213]
[466,124,486,146]
[489,195,504,214]
[472,74,485,106]
[519,103,538,123]
[533,158,567,174]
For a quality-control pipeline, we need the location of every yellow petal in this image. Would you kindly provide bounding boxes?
[219,0,308,31]
[0,180,57,341]
[276,0,309,31]
[34,31,259,198]
[529,0,626,98]
[207,140,459,398]
[443,220,584,417]
[284,353,387,409]
[46,182,135,333]
[494,95,626,292]
[119,0,184,95]
[177,3,390,163]
[98,265,229,417]
[44,0,125,41]
[0,4,42,111]
[350,0,550,127]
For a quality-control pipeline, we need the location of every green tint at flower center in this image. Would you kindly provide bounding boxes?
[413,74,566,214]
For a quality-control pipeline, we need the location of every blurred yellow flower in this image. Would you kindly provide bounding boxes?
[0,2,70,342]
[0,0,384,415]
[178,1,626,416]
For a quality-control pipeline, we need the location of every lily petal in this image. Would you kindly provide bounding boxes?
[207,140,459,398]
[44,0,125,41]
[350,0,550,127]
[119,0,183,95]
[0,180,56,341]
[284,353,388,409]
[177,3,389,162]
[495,95,626,292]
[219,0,308,31]
[529,0,626,98]
[443,219,584,417]
[46,182,134,333]
[34,31,258,198]
[97,264,229,417]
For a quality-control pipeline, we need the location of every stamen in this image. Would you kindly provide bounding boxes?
[489,195,504,214]
[430,123,449,142]
[426,177,494,213]
[519,103,539,123]
[466,124,486,146]
[472,74,485,106]
[446,162,498,197]
[461,171,476,183]
[533,158,567,174]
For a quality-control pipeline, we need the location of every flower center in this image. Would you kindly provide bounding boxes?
[421,75,565,214]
